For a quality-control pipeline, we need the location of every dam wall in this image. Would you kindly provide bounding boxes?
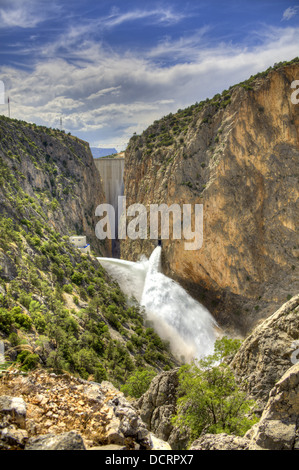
[94,157,125,256]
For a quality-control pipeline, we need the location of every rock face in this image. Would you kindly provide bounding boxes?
[247,362,299,450]
[0,370,170,450]
[25,431,86,450]
[190,433,249,451]
[190,362,299,451]
[0,396,28,449]
[0,117,108,255]
[121,61,299,334]
[138,368,188,450]
[231,293,299,407]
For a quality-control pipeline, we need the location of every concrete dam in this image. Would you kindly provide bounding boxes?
[94,157,125,256]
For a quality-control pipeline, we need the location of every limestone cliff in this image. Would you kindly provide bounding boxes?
[0,116,107,254]
[231,293,299,407]
[121,59,299,334]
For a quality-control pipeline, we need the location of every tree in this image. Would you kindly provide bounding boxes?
[172,337,257,444]
[121,368,156,398]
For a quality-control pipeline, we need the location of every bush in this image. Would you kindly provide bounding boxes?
[18,292,32,309]
[12,307,33,330]
[17,350,39,371]
[120,369,156,398]
[63,284,73,294]
[71,272,83,285]
[0,306,33,332]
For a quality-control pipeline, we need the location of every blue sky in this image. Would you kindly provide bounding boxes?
[0,0,298,150]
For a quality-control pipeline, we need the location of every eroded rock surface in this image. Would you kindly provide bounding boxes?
[231,294,299,406]
[0,370,170,450]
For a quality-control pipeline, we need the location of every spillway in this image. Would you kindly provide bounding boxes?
[98,246,218,362]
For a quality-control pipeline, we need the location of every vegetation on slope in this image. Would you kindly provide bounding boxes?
[0,116,175,388]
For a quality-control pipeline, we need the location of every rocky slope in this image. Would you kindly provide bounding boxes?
[121,58,299,335]
[0,116,107,254]
[0,369,170,450]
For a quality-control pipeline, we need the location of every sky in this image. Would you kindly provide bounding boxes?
[0,0,298,151]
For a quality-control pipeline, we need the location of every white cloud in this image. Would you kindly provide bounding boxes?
[87,86,122,101]
[148,27,211,61]
[103,7,186,28]
[1,23,298,150]
[0,0,60,29]
[282,6,298,21]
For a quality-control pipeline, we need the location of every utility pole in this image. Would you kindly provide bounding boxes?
[8,96,10,118]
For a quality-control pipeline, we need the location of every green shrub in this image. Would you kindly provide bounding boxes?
[18,292,32,309]
[63,284,73,294]
[120,369,156,398]
[12,307,33,330]
[17,350,39,371]
[172,337,257,444]
[71,272,83,285]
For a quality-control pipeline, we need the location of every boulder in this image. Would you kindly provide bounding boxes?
[0,396,26,429]
[25,431,86,450]
[190,433,249,450]
[0,252,17,280]
[0,425,28,449]
[247,362,299,450]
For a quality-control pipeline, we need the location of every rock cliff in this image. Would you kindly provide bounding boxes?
[137,368,188,449]
[121,59,299,335]
[0,116,107,254]
[231,293,299,407]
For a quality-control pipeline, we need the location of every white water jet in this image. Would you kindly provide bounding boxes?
[97,256,149,303]
[97,246,218,361]
[0,341,5,364]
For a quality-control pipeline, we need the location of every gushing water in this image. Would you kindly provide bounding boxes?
[98,246,218,361]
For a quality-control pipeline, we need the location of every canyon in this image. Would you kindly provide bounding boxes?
[0,58,298,451]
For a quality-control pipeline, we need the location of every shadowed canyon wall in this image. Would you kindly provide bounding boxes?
[121,62,299,335]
